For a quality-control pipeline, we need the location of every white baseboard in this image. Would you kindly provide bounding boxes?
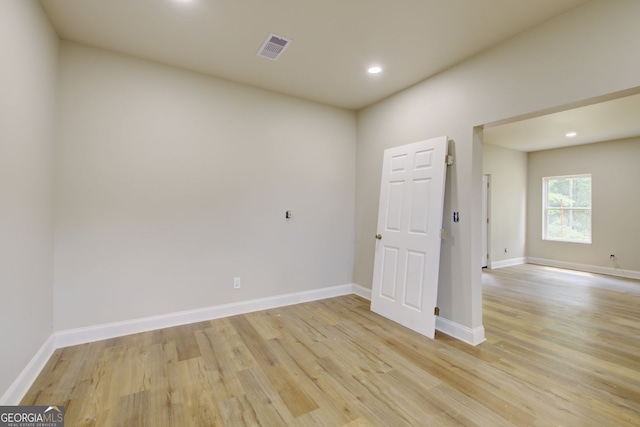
[6,282,484,403]
[55,283,355,348]
[0,334,55,405]
[352,285,486,346]
[490,257,526,269]
[527,257,640,280]
[436,316,486,346]
[351,283,372,300]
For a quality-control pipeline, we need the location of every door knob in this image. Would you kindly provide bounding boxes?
[375,234,382,240]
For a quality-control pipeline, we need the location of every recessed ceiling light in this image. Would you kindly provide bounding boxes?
[367,66,382,74]
[565,132,577,138]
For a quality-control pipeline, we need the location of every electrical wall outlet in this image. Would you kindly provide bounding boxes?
[233,277,241,289]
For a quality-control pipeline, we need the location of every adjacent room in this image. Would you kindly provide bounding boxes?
[2,0,639,425]
[483,93,640,275]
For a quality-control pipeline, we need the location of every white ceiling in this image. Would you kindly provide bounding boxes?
[40,0,589,110]
[484,92,640,152]
[42,0,638,151]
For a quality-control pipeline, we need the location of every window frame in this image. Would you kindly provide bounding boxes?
[542,174,592,244]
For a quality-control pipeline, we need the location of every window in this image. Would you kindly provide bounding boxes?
[543,174,591,243]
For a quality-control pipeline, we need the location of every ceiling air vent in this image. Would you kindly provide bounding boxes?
[257,33,292,61]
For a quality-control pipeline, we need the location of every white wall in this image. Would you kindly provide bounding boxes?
[527,137,640,274]
[0,1,58,399]
[483,144,528,267]
[54,43,356,331]
[355,0,640,333]
[3,1,640,401]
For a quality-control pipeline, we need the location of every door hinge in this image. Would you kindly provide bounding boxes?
[434,306,440,316]
[445,155,454,166]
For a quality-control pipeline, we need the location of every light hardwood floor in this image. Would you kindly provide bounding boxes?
[23,264,640,426]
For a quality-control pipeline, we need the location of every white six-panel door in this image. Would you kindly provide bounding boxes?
[371,136,448,339]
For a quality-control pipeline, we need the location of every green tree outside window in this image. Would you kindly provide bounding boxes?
[543,175,591,243]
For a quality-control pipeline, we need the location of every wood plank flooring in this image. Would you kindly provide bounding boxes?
[22,264,640,426]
